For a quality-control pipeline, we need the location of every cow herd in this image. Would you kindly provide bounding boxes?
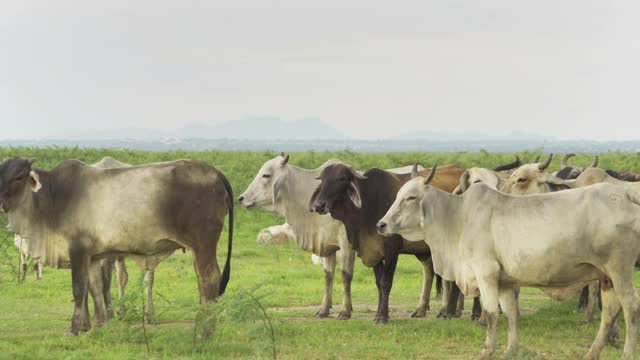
[1,153,640,359]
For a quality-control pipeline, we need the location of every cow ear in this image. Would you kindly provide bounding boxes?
[308,186,321,212]
[29,171,42,193]
[347,181,363,208]
[543,176,572,192]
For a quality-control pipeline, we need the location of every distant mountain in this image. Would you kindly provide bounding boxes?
[54,117,345,140]
[391,130,554,142]
[174,117,346,140]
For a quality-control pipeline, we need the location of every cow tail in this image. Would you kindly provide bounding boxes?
[219,173,234,296]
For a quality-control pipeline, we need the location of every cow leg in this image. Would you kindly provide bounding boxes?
[376,237,403,324]
[609,273,640,359]
[88,261,107,328]
[20,253,27,283]
[438,282,461,318]
[115,256,128,314]
[476,272,500,359]
[315,253,335,318]
[457,291,465,317]
[337,247,355,320]
[411,255,434,318]
[585,279,621,359]
[471,296,482,321]
[192,224,224,304]
[68,247,91,335]
[581,281,599,325]
[499,287,519,356]
[373,262,385,323]
[143,269,158,324]
[435,275,443,301]
[578,285,590,309]
[438,280,450,318]
[101,258,115,320]
[34,262,42,281]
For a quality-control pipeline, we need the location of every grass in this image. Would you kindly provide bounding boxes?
[0,148,639,359]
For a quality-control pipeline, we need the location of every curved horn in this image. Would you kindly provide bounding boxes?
[411,163,419,179]
[560,153,575,169]
[459,169,470,193]
[538,154,553,171]
[423,163,438,185]
[590,154,599,168]
[492,156,521,172]
[533,154,541,163]
[280,154,290,166]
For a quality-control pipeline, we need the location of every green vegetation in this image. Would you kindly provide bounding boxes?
[0,147,639,359]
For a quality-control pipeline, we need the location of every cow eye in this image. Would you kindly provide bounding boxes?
[473,180,482,184]
[338,176,347,182]
[517,178,527,183]
[262,174,271,179]
[14,176,23,182]
[407,196,417,201]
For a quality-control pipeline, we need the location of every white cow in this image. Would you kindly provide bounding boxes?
[379,169,640,359]
[239,154,427,319]
[256,223,344,266]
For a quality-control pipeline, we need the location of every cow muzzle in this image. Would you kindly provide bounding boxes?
[376,221,389,235]
[313,200,328,214]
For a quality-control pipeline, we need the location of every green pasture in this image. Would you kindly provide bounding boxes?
[0,148,639,359]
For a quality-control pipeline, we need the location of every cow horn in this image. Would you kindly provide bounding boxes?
[538,154,553,171]
[492,156,521,172]
[533,154,541,163]
[459,170,470,193]
[411,163,420,179]
[560,153,575,169]
[424,163,438,185]
[280,154,290,166]
[590,154,599,168]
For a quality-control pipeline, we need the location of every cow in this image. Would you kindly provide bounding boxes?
[239,154,429,320]
[309,162,464,323]
[378,166,640,359]
[9,156,176,322]
[451,157,524,322]
[552,153,599,179]
[605,169,640,182]
[0,157,233,335]
[239,155,356,319]
[13,234,42,281]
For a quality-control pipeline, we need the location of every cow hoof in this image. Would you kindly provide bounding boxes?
[410,310,427,318]
[314,310,330,318]
[335,311,351,320]
[607,327,620,347]
[475,348,494,360]
[374,317,388,325]
[579,319,592,326]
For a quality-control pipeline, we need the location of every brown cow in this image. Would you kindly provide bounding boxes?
[308,162,464,323]
[0,157,233,334]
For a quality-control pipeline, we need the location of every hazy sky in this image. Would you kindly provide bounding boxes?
[1,1,639,140]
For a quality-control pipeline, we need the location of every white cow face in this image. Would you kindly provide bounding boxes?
[500,163,570,195]
[377,178,426,242]
[459,168,500,193]
[238,155,289,211]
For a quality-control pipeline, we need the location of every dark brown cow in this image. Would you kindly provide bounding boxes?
[308,162,464,323]
[0,157,233,334]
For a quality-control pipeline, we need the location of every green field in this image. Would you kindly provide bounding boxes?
[0,148,639,359]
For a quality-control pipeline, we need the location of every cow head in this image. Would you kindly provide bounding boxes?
[377,164,437,241]
[238,153,290,210]
[0,157,41,213]
[308,163,366,218]
[458,168,500,193]
[500,154,572,194]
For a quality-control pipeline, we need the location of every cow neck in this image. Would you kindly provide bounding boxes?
[421,186,464,282]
